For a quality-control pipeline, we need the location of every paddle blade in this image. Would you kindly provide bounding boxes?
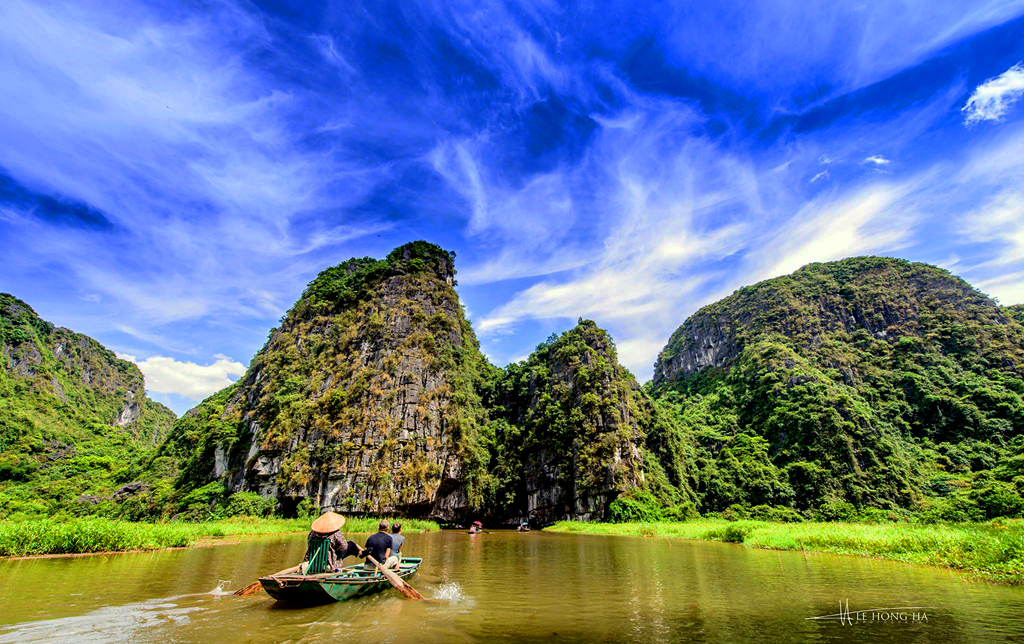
[367,556,425,600]
[234,564,300,597]
[234,581,263,596]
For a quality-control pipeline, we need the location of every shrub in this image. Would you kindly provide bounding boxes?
[972,483,1024,519]
[815,501,857,522]
[919,496,984,523]
[295,498,319,519]
[609,490,663,523]
[225,491,275,518]
[748,504,804,522]
[721,503,750,521]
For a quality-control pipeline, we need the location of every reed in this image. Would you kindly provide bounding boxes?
[0,516,440,557]
[547,519,1024,583]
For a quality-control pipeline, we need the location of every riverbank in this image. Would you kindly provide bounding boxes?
[546,519,1024,583]
[0,516,440,557]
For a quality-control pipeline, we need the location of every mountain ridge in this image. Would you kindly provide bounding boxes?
[3,248,1022,525]
[0,293,176,517]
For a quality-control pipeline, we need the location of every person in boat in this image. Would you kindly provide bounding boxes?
[302,511,362,574]
[517,521,530,532]
[360,520,393,571]
[387,522,405,569]
[468,520,483,534]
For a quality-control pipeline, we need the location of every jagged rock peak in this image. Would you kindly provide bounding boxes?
[160,240,492,520]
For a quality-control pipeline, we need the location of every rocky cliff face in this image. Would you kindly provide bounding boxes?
[160,242,493,520]
[488,320,648,523]
[654,256,1019,386]
[0,294,175,445]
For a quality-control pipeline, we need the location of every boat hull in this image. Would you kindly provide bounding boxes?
[260,558,422,604]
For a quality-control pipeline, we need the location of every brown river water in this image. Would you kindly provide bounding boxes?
[1,529,1022,643]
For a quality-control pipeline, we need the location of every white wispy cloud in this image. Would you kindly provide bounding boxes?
[811,170,830,182]
[0,0,392,329]
[119,353,245,400]
[863,155,891,165]
[962,191,1024,266]
[976,271,1024,304]
[962,62,1024,125]
[752,182,919,282]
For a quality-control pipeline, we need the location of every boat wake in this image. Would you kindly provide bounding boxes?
[0,592,211,644]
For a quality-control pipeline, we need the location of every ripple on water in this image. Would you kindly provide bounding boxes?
[0,594,207,644]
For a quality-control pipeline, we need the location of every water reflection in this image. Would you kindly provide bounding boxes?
[0,531,1022,643]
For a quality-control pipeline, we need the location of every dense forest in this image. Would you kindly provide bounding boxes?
[1,246,1022,525]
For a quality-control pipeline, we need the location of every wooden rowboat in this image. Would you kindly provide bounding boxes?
[259,558,423,604]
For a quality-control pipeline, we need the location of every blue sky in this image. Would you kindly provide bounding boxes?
[2,0,1024,415]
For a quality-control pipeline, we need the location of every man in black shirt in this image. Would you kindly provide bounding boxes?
[361,520,393,571]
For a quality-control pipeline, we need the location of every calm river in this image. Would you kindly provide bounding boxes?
[1,530,1022,643]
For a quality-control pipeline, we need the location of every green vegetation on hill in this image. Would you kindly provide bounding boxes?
[650,257,1024,521]
[486,320,695,522]
[4,249,1023,536]
[0,294,176,519]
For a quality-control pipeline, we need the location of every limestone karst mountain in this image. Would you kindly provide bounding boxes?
[486,320,660,523]
[650,257,1024,517]
[0,293,175,514]
[6,249,1022,524]
[158,243,675,523]
[159,241,494,519]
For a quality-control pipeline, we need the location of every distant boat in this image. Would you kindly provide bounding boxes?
[258,558,423,604]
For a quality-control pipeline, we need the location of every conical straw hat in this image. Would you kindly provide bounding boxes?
[311,511,345,533]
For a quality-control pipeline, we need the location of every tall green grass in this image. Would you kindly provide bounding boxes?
[0,516,440,557]
[547,519,1024,583]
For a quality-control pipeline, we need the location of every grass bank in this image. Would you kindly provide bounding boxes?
[547,519,1024,583]
[0,516,440,557]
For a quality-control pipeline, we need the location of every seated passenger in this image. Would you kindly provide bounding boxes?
[386,522,405,569]
[360,520,394,572]
[302,512,361,574]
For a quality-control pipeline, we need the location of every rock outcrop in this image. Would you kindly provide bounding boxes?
[160,242,493,520]
[0,293,176,445]
[488,320,649,523]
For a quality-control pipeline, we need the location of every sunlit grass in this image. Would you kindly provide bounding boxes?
[0,516,440,557]
[547,519,1024,583]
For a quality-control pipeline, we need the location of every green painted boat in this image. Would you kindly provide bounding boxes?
[259,558,423,604]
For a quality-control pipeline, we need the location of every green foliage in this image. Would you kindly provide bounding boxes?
[650,257,1024,520]
[224,492,275,517]
[300,241,455,314]
[487,319,660,519]
[972,482,1024,519]
[0,293,176,520]
[0,516,442,557]
[609,489,697,523]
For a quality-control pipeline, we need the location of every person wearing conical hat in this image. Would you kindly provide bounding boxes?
[302,511,363,574]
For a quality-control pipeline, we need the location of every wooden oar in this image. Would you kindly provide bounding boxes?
[233,564,300,596]
[366,555,424,600]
